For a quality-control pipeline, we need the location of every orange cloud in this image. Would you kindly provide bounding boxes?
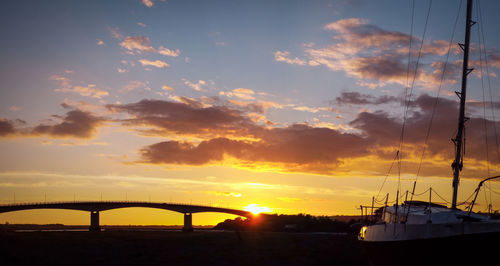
[157,46,180,57]
[274,51,308,66]
[108,27,123,40]
[50,74,109,98]
[119,35,181,60]
[71,85,109,98]
[207,191,242,198]
[121,80,150,92]
[220,88,256,100]
[182,79,209,92]
[139,59,169,68]
[120,36,155,54]
[162,85,174,91]
[141,0,153,8]
[55,85,109,99]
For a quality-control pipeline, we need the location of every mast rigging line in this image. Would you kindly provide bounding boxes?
[372,186,478,207]
[404,0,463,216]
[405,0,415,91]
[374,151,399,202]
[432,189,452,204]
[398,0,416,198]
[477,0,500,166]
[411,188,431,197]
[477,0,498,210]
[375,0,434,203]
[412,0,463,184]
[374,193,390,205]
[397,0,433,195]
[490,189,500,196]
[475,2,492,210]
[468,175,500,215]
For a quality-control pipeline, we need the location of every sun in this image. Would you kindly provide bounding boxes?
[244,204,271,215]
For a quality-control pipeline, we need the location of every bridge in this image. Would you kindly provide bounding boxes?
[0,201,254,231]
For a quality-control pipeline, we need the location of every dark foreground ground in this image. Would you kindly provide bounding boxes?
[0,230,370,266]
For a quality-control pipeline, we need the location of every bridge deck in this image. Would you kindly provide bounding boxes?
[0,201,253,217]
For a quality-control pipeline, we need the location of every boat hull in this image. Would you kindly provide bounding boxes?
[362,221,500,241]
[360,223,500,266]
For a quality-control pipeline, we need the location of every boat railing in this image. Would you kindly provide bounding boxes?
[468,175,500,217]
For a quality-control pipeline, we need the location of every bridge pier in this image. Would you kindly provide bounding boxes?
[183,213,193,232]
[89,210,101,231]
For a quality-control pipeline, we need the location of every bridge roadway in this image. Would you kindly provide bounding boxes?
[0,201,253,231]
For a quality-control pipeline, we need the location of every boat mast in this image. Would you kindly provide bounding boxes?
[451,0,474,209]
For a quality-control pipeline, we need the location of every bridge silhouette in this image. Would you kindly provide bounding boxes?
[0,201,254,231]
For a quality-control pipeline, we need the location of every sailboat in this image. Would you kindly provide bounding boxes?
[358,0,500,264]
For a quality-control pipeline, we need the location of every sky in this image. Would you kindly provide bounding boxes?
[1,0,500,226]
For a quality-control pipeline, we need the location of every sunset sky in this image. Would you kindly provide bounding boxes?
[1,0,500,226]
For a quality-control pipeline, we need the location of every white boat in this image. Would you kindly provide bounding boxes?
[359,200,500,265]
[360,200,500,242]
[358,0,500,264]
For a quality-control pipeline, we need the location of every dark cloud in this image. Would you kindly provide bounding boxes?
[279,18,499,89]
[467,100,500,111]
[323,18,413,49]
[484,54,500,68]
[134,94,500,177]
[141,138,253,165]
[335,91,399,105]
[256,124,369,164]
[140,124,370,174]
[350,94,452,150]
[107,99,259,138]
[426,60,462,85]
[124,99,373,169]
[350,55,408,81]
[31,109,104,139]
[306,18,419,85]
[275,18,463,88]
[110,99,371,171]
[0,119,27,137]
[0,119,17,137]
[351,94,500,163]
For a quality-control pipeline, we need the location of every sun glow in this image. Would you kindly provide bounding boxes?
[244,204,272,215]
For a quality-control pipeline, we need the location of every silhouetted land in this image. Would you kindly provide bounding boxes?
[0,230,369,266]
[0,215,369,265]
[214,214,363,233]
